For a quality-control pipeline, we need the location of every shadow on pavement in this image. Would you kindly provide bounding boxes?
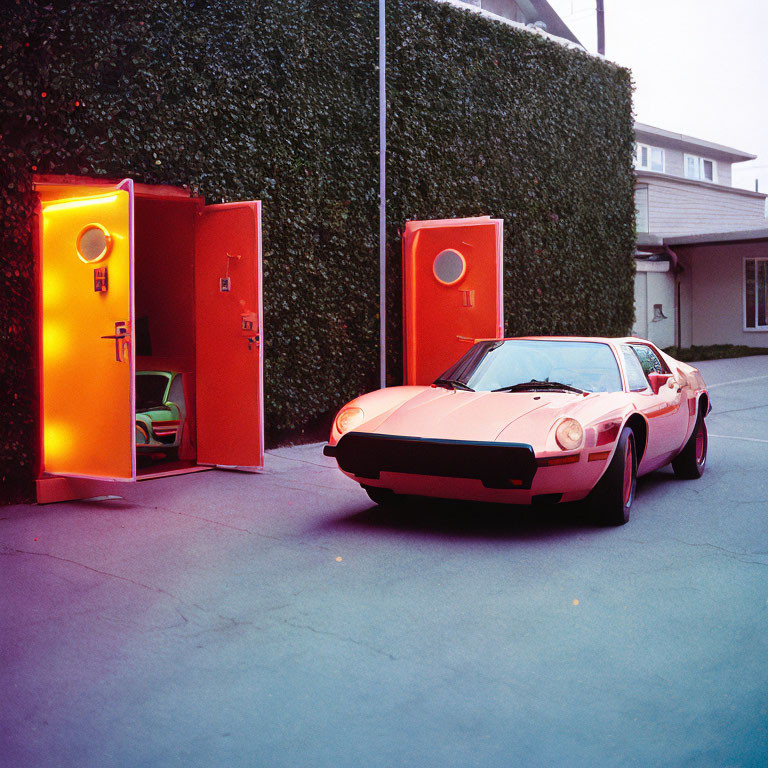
[325,467,684,541]
[325,496,603,541]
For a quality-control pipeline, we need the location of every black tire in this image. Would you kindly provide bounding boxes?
[589,427,637,526]
[363,485,397,506]
[672,414,707,479]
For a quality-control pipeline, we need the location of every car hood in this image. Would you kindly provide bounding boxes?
[367,386,588,443]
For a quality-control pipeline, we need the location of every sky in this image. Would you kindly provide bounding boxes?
[547,0,768,193]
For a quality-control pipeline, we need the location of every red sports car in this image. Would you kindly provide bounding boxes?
[324,337,710,525]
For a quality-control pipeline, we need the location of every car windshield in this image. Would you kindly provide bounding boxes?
[436,340,623,393]
[136,373,170,411]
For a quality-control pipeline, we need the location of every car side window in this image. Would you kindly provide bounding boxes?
[630,344,667,377]
[621,346,650,391]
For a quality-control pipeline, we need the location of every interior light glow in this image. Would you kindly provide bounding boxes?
[42,322,68,361]
[42,193,119,213]
[41,271,64,308]
[43,421,73,462]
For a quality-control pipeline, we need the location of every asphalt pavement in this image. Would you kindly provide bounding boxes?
[1,356,767,768]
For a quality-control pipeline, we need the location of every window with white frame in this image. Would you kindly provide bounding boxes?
[635,143,665,173]
[684,154,717,183]
[744,257,768,329]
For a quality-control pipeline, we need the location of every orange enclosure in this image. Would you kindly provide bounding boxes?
[35,175,264,500]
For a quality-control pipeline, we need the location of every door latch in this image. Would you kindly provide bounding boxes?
[101,321,131,362]
[247,333,260,351]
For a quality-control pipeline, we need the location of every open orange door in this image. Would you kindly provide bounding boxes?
[39,182,135,480]
[195,201,264,470]
[403,216,504,385]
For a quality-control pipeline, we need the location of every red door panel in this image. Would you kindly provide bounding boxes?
[195,201,264,469]
[403,217,504,385]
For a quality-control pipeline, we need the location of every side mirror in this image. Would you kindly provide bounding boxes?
[648,372,673,395]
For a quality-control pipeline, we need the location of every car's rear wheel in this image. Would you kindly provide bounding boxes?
[589,427,636,526]
[672,413,707,479]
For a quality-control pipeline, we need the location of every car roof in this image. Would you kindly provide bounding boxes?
[475,336,655,347]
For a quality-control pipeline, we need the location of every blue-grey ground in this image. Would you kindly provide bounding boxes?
[1,357,767,768]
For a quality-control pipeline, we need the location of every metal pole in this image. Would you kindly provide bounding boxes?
[596,0,605,55]
[379,0,387,389]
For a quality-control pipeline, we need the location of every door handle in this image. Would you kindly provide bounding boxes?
[101,321,131,362]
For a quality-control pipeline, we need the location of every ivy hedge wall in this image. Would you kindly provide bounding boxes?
[0,0,635,504]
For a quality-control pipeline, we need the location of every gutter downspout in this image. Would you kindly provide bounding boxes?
[663,245,682,348]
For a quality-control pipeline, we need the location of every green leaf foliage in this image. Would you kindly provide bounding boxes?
[0,0,635,503]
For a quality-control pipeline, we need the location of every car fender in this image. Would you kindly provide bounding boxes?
[585,409,648,485]
[675,389,710,451]
[329,386,428,444]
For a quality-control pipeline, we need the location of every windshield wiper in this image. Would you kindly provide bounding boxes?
[434,378,475,392]
[492,380,584,394]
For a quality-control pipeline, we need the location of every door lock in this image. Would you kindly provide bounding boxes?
[101,321,131,362]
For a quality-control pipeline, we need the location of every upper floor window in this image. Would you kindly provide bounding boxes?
[744,258,768,330]
[684,154,717,183]
[635,143,665,173]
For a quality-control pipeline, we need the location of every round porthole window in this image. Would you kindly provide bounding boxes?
[76,223,111,264]
[432,249,466,285]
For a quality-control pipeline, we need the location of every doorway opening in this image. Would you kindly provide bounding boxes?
[133,194,200,478]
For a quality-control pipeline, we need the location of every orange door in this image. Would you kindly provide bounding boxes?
[403,217,504,385]
[39,185,135,479]
[195,201,264,470]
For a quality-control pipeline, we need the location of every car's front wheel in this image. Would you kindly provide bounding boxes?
[589,426,636,526]
[672,413,707,479]
[362,485,398,506]
[136,421,150,446]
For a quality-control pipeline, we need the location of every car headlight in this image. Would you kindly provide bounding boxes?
[335,406,365,435]
[555,418,584,450]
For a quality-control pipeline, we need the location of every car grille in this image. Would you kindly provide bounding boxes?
[330,432,537,490]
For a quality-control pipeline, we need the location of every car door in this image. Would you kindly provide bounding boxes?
[621,344,686,470]
[631,342,690,454]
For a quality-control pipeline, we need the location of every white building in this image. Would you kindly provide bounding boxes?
[632,122,767,348]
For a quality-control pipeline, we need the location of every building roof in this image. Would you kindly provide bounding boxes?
[517,0,582,45]
[665,227,768,247]
[634,169,766,199]
[441,0,583,49]
[635,122,757,164]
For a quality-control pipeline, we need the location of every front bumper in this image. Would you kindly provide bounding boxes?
[324,431,608,504]
[325,432,537,490]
